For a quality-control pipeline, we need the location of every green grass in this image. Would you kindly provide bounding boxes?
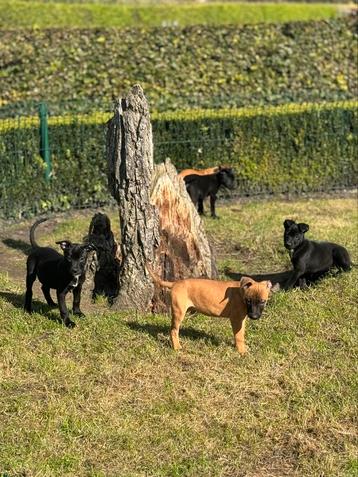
[0,1,342,28]
[0,196,357,476]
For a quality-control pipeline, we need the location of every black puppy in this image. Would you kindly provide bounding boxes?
[86,213,120,301]
[24,218,94,328]
[184,167,236,218]
[283,219,351,289]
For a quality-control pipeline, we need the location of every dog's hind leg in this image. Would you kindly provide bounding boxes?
[24,258,36,313]
[230,316,247,354]
[333,247,351,272]
[170,302,186,351]
[41,286,57,308]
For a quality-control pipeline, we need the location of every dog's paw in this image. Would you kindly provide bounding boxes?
[211,215,220,220]
[65,320,76,329]
[236,344,248,355]
[73,310,85,318]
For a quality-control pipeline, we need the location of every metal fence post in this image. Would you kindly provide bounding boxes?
[38,102,52,181]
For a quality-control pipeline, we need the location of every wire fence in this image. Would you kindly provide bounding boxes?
[0,100,357,219]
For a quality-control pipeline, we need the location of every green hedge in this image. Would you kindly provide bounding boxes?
[0,18,356,116]
[0,101,357,219]
[0,1,342,29]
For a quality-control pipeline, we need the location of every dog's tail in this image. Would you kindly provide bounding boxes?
[146,264,174,289]
[29,218,48,247]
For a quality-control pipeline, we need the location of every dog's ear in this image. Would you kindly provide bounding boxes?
[298,223,309,234]
[283,219,295,229]
[240,276,254,289]
[56,240,72,251]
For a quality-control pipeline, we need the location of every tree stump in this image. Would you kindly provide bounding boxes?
[80,249,98,303]
[150,159,217,311]
[107,84,159,311]
[107,84,217,313]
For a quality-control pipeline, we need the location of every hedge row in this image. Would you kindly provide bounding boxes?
[0,1,342,29]
[1,18,356,116]
[0,101,357,219]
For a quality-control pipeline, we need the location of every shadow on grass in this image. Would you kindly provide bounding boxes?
[0,290,62,324]
[126,320,222,347]
[2,238,31,256]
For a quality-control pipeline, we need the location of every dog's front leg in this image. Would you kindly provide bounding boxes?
[198,197,205,215]
[56,290,75,328]
[210,194,218,218]
[41,286,57,308]
[72,285,85,318]
[284,269,303,290]
[230,316,247,354]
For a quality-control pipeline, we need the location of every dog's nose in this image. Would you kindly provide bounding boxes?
[248,313,261,320]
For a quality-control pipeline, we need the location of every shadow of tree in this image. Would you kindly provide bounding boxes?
[2,238,31,256]
[126,320,222,347]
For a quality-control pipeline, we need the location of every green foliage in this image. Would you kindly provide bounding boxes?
[0,18,356,115]
[0,1,341,29]
[0,101,356,219]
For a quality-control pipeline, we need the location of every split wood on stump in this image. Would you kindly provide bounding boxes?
[107,84,217,313]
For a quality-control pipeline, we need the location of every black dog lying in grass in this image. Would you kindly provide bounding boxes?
[227,219,352,291]
[282,219,352,289]
[184,166,236,218]
[24,218,95,328]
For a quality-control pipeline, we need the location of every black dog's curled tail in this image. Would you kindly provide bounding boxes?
[29,218,48,247]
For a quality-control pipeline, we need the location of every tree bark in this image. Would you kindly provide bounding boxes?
[107,84,159,311]
[150,159,218,311]
[107,84,217,313]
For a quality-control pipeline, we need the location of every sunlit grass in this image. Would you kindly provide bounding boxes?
[0,1,341,29]
[0,196,357,476]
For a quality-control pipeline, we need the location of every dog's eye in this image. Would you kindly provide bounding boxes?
[260,300,266,305]
[246,300,252,305]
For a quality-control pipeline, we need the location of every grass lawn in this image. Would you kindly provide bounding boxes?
[0,195,357,476]
[0,1,343,28]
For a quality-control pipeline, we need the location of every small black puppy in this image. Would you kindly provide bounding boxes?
[184,167,236,218]
[86,212,120,301]
[283,219,351,289]
[24,218,94,328]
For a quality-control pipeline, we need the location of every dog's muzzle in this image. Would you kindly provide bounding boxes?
[248,313,261,320]
[68,274,81,289]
